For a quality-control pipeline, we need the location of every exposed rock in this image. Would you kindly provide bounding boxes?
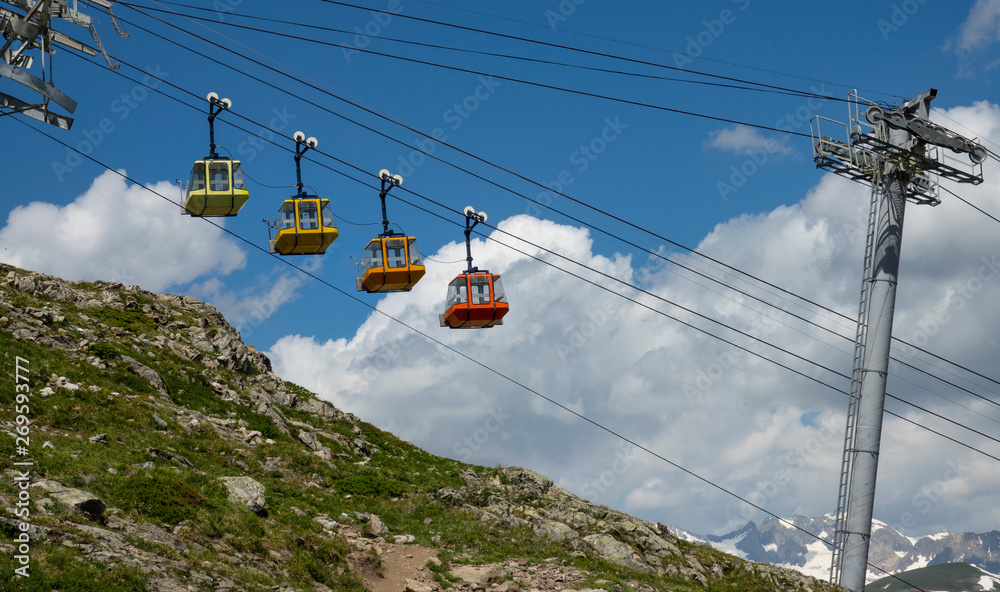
[146,447,192,467]
[31,480,105,520]
[503,466,553,499]
[121,355,168,397]
[367,513,389,535]
[133,523,187,553]
[297,430,320,451]
[451,564,509,585]
[533,520,578,542]
[582,534,652,573]
[88,433,108,444]
[219,476,266,513]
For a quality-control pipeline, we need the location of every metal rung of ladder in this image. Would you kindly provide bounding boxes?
[830,160,883,585]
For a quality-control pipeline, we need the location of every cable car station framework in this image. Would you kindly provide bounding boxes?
[810,89,986,592]
[0,0,126,129]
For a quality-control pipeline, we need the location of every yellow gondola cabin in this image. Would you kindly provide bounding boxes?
[269,198,338,255]
[183,158,249,216]
[182,92,249,217]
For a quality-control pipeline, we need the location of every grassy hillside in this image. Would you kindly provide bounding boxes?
[0,264,844,591]
[869,562,998,591]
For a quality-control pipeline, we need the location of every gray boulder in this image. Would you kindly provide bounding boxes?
[219,476,266,513]
[31,480,105,520]
[583,533,652,572]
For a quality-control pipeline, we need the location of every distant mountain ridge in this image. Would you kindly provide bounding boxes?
[673,515,1000,583]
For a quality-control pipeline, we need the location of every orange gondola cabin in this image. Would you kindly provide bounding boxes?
[439,206,509,329]
[357,235,425,292]
[356,169,426,292]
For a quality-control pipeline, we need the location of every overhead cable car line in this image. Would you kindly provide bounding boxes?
[402,0,907,102]
[942,185,1000,226]
[125,0,849,106]
[91,45,1000,422]
[120,2,832,103]
[12,116,874,571]
[888,360,1000,426]
[18,64,1000,469]
[114,4,814,139]
[110,6,864,340]
[87,21,862,350]
[89,51,1000,427]
[930,107,1000,154]
[116,4,1000,397]
[21,106,1000,470]
[312,0,849,105]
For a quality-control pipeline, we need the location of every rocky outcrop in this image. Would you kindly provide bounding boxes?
[433,465,831,591]
[0,264,840,592]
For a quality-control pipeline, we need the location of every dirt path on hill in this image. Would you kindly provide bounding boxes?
[351,538,441,592]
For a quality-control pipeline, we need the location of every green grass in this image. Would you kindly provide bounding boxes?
[0,268,841,592]
[112,471,211,527]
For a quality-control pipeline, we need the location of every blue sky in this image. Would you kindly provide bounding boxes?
[4,0,1000,575]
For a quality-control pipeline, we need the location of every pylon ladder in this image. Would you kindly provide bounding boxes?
[830,159,882,585]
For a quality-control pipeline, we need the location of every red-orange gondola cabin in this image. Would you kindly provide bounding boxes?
[440,272,508,328]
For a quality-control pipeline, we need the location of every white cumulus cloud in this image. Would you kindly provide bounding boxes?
[956,0,1000,52]
[704,125,792,156]
[269,102,1000,538]
[0,170,246,292]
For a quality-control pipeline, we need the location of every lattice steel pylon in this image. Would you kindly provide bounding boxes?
[810,88,986,592]
[0,0,128,129]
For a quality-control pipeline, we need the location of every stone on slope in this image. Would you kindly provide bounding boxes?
[31,480,106,520]
[219,476,266,513]
[583,533,652,573]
